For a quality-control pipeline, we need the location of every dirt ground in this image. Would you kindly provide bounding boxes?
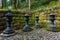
[0,28,60,40]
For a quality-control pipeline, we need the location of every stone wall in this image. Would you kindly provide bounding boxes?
[0,11,35,30]
[38,7,60,28]
[0,6,60,30]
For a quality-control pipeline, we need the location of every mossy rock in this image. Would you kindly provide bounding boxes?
[47,27,60,32]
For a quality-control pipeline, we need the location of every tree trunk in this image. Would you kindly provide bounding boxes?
[13,0,17,9]
[29,0,30,10]
[0,0,2,8]
[17,0,21,8]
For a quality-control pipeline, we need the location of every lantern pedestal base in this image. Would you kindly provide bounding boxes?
[47,27,60,32]
[1,32,16,37]
[35,24,39,28]
[0,26,16,37]
[22,27,33,32]
[35,25,42,29]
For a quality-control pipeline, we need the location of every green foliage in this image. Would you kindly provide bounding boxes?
[40,22,49,28]
[2,0,59,10]
[20,2,27,9]
[29,0,58,10]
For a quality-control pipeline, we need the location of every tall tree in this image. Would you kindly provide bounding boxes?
[29,0,31,10]
[7,0,12,8]
[26,0,31,10]
[17,0,21,8]
[13,0,17,9]
[2,0,6,8]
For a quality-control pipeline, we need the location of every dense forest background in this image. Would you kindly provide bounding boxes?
[19,0,59,10]
[1,0,60,11]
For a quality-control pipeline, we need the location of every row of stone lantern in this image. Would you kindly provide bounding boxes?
[0,9,39,37]
[0,9,56,37]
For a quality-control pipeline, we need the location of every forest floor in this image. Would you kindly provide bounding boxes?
[0,28,60,40]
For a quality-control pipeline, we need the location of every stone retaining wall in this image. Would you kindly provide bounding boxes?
[0,11,35,30]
